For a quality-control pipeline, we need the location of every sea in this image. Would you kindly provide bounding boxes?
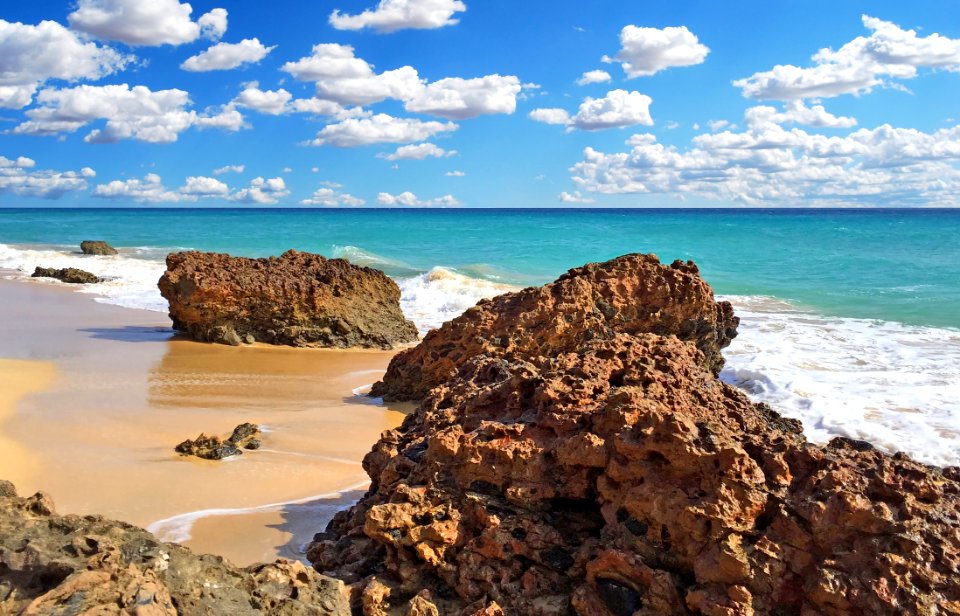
[1,207,958,467]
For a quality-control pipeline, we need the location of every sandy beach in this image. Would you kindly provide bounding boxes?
[0,275,408,566]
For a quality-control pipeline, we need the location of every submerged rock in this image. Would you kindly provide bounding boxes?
[370,253,738,402]
[80,240,118,255]
[158,250,419,349]
[176,422,262,460]
[0,482,349,615]
[31,266,101,284]
[313,257,960,616]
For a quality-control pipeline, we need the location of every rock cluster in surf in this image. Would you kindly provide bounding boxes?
[370,254,739,402]
[80,240,118,256]
[311,254,960,615]
[0,480,349,615]
[32,266,101,284]
[175,422,262,460]
[158,250,419,349]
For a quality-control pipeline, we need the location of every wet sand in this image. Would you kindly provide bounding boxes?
[0,276,407,565]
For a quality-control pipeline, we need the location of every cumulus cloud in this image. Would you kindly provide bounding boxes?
[310,113,457,147]
[329,0,466,33]
[569,119,960,207]
[12,84,244,143]
[212,164,244,175]
[530,89,653,131]
[576,70,612,86]
[744,101,857,129]
[282,44,521,118]
[232,85,293,115]
[378,142,456,160]
[377,191,460,206]
[231,176,289,204]
[93,173,182,202]
[0,19,131,109]
[445,170,465,177]
[301,186,365,206]
[181,38,275,72]
[69,0,227,46]
[180,175,229,197]
[734,15,960,101]
[0,156,93,199]
[603,25,709,78]
[558,191,595,204]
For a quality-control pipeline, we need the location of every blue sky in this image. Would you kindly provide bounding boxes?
[1,0,959,207]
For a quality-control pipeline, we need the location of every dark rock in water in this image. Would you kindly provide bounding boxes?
[175,423,262,460]
[80,240,118,255]
[370,253,739,402]
[0,482,350,615]
[32,266,101,284]
[157,250,419,349]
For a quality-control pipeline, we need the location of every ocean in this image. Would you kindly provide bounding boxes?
[1,207,958,466]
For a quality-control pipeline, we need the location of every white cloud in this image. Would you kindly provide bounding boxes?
[181,176,229,197]
[377,191,460,206]
[329,0,466,33]
[233,85,292,115]
[734,15,960,101]
[181,38,275,72]
[213,164,244,175]
[290,97,363,118]
[445,170,465,177]
[310,113,457,147]
[744,101,857,129]
[569,120,960,207]
[708,119,730,132]
[0,156,93,199]
[0,19,131,109]
[530,89,653,131]
[378,142,456,160]
[301,186,365,206]
[93,173,182,202]
[12,84,244,143]
[576,70,612,86]
[231,176,289,204]
[69,0,227,46]
[404,75,521,119]
[603,25,709,78]
[282,167,293,173]
[558,191,595,204]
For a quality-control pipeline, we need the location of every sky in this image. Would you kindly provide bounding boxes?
[0,0,959,208]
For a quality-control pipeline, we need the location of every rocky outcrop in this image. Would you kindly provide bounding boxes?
[158,250,419,349]
[32,266,101,284]
[176,423,262,460]
[80,240,118,255]
[312,259,960,615]
[0,481,349,615]
[370,254,738,402]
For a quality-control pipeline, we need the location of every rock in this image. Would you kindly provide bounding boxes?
[158,250,419,349]
[176,423,262,460]
[312,261,960,615]
[31,266,101,284]
[0,483,350,615]
[370,253,738,402]
[80,240,118,255]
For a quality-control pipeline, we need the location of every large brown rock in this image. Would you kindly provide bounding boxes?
[32,266,101,284]
[158,250,418,348]
[312,269,960,614]
[0,483,350,615]
[370,253,738,402]
[80,240,118,255]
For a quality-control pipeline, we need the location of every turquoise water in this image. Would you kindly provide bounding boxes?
[1,207,958,328]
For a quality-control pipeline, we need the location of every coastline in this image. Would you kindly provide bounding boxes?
[0,275,407,565]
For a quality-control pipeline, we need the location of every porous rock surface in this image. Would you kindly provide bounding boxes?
[32,266,101,284]
[0,480,349,615]
[370,254,738,402]
[176,422,262,460]
[158,250,418,349]
[313,256,960,615]
[80,240,118,255]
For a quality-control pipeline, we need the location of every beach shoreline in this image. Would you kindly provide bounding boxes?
[0,274,407,566]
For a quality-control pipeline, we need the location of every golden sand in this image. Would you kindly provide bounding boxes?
[0,358,56,487]
[0,277,407,566]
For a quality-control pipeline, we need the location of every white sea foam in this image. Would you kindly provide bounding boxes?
[398,266,516,332]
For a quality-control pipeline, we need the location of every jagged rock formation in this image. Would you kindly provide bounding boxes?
[0,481,349,615]
[80,240,118,255]
[158,250,419,349]
[176,422,262,460]
[313,255,960,616]
[32,266,101,284]
[370,254,738,402]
